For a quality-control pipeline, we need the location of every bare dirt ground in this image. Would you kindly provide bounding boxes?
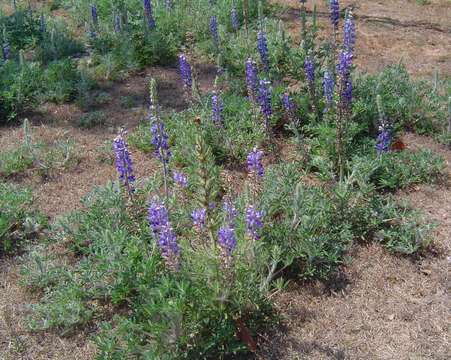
[275,0,451,77]
[1,1,450,359]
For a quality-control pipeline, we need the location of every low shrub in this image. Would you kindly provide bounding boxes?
[0,183,46,255]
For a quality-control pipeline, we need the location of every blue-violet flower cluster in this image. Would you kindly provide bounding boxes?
[258,79,272,123]
[231,7,239,30]
[245,58,258,99]
[179,54,192,89]
[246,205,264,241]
[211,91,224,124]
[148,200,180,270]
[143,0,156,29]
[113,132,135,194]
[247,147,265,178]
[210,15,219,45]
[257,31,270,72]
[329,0,340,30]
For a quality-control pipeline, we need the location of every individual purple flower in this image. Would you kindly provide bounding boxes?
[376,125,392,154]
[323,71,335,108]
[247,147,264,178]
[231,7,239,30]
[173,171,188,188]
[223,200,238,225]
[257,30,270,72]
[258,79,272,122]
[113,132,135,194]
[148,200,170,235]
[158,224,180,271]
[304,57,315,84]
[245,58,258,99]
[343,11,356,53]
[218,226,237,256]
[211,91,224,124]
[246,205,264,241]
[192,208,207,229]
[179,54,192,89]
[210,15,219,45]
[143,0,156,29]
[151,122,171,164]
[329,0,340,30]
[91,4,98,26]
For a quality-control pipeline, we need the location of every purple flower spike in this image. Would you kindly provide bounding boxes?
[148,201,180,271]
[245,58,258,99]
[143,0,156,29]
[323,71,335,108]
[231,7,239,30]
[91,4,98,26]
[304,57,315,84]
[151,122,171,164]
[192,208,207,229]
[337,50,353,78]
[210,15,219,45]
[158,225,180,270]
[113,132,135,194]
[258,79,272,121]
[376,125,392,154]
[283,93,296,113]
[329,0,340,30]
[246,205,264,241]
[173,171,188,188]
[179,54,192,89]
[257,30,270,72]
[211,91,224,124]
[148,200,170,235]
[223,201,238,226]
[343,11,356,53]
[2,41,10,61]
[247,147,265,178]
[218,226,237,257]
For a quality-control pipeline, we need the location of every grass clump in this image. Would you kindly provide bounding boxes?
[0,183,46,255]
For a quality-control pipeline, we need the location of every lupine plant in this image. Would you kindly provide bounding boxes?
[179,54,192,90]
[257,79,272,131]
[257,30,270,73]
[113,129,135,196]
[245,57,258,100]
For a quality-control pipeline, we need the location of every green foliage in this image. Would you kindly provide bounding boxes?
[0,60,44,120]
[77,111,106,128]
[43,59,82,103]
[352,149,445,191]
[36,25,84,64]
[0,145,33,177]
[0,120,79,178]
[23,182,272,358]
[0,183,45,255]
[0,10,42,51]
[354,65,450,137]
